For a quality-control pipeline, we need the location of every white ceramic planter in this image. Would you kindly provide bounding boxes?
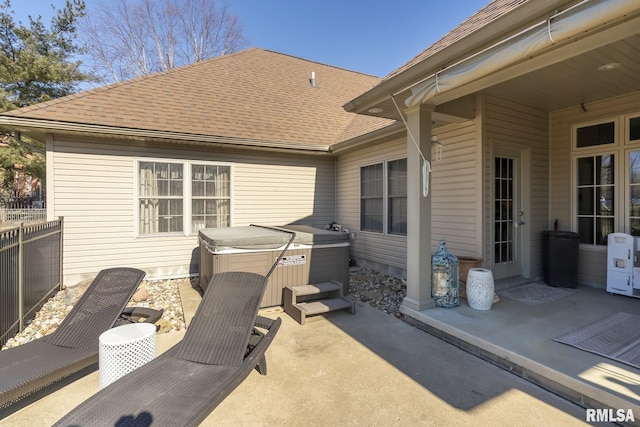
[466,268,494,310]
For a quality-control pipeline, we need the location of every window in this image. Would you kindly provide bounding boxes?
[360,158,407,235]
[137,160,231,236]
[572,115,640,246]
[630,117,640,142]
[360,163,383,232]
[576,155,614,245]
[629,151,640,235]
[387,159,407,235]
[139,162,184,234]
[576,121,615,148]
[191,165,231,233]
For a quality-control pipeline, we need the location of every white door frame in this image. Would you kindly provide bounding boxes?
[491,142,531,280]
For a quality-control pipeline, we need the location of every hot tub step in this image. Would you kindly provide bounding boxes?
[284,282,356,325]
[297,297,355,316]
[290,281,341,296]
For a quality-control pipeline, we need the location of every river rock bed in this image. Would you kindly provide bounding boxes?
[348,268,406,319]
[2,269,405,350]
[1,278,188,350]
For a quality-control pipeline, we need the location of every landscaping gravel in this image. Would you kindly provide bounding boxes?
[1,278,188,350]
[2,268,406,350]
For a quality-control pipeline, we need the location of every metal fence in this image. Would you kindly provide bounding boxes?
[0,208,47,230]
[0,218,63,347]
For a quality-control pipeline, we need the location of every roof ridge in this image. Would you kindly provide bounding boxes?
[4,49,263,116]
[255,48,380,78]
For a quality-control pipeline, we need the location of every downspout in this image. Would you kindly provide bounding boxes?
[334,156,337,222]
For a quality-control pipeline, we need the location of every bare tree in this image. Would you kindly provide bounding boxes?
[81,0,247,82]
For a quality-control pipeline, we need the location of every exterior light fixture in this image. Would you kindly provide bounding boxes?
[432,135,442,161]
[597,62,621,71]
[367,107,383,114]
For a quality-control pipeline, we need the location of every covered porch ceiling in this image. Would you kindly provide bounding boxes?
[353,2,640,121]
[480,33,640,112]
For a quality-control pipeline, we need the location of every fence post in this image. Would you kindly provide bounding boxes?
[59,216,64,290]
[18,222,24,332]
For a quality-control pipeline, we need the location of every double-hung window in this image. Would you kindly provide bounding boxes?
[137,160,231,236]
[139,162,184,234]
[360,158,407,235]
[387,159,407,235]
[360,163,383,232]
[191,164,231,233]
[573,114,640,245]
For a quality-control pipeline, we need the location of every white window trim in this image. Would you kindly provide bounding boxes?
[134,158,234,238]
[359,156,407,236]
[570,115,640,246]
[571,117,620,154]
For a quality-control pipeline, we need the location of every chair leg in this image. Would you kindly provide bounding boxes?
[255,354,267,375]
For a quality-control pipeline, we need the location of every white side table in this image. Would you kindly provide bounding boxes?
[99,323,156,389]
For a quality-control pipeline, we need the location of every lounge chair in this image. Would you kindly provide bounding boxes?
[54,271,281,427]
[0,267,147,409]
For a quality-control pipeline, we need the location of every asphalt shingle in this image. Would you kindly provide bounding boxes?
[3,48,395,148]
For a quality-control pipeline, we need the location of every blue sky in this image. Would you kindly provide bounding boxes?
[9,0,489,77]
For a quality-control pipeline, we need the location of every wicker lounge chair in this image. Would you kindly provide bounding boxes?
[54,270,281,427]
[0,267,147,409]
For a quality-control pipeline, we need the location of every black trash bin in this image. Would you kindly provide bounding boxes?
[542,231,579,288]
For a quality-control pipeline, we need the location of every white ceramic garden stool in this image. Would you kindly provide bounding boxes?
[466,268,495,310]
[99,323,156,389]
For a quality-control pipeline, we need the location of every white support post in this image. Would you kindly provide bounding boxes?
[402,104,435,311]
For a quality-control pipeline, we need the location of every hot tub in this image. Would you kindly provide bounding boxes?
[198,225,350,307]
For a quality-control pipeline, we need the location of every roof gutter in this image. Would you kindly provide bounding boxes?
[343,0,625,114]
[403,0,640,108]
[330,121,405,154]
[0,117,332,154]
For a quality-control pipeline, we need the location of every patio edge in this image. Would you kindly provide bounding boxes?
[400,306,640,427]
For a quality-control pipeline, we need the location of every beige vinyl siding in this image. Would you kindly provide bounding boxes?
[335,120,479,276]
[50,136,336,284]
[483,95,549,279]
[336,138,407,273]
[233,161,335,225]
[430,121,481,258]
[550,90,640,287]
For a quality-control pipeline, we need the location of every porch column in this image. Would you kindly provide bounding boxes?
[402,104,435,311]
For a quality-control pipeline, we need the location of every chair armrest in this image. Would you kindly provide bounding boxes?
[254,315,275,330]
[115,307,164,328]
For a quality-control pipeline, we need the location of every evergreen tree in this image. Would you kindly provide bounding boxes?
[0,0,92,204]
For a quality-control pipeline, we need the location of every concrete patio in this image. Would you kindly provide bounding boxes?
[403,281,640,426]
[1,277,638,426]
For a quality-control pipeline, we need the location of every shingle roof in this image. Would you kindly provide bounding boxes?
[2,48,394,148]
[384,0,528,80]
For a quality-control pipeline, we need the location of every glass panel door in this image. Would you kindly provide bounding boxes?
[492,146,527,280]
[495,157,514,263]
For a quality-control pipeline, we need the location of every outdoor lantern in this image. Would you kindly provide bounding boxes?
[431,239,460,308]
